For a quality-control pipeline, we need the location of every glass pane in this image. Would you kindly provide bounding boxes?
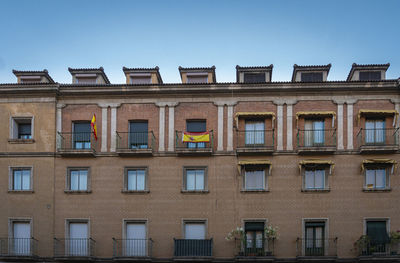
[304,121,313,146]
[245,170,264,190]
[315,227,323,247]
[13,170,22,190]
[22,170,30,190]
[186,171,195,190]
[246,232,253,248]
[375,121,385,143]
[79,171,87,190]
[305,170,314,189]
[255,231,263,248]
[366,170,375,188]
[375,169,386,188]
[306,227,313,248]
[314,170,325,189]
[70,172,79,190]
[313,121,324,144]
[127,172,137,190]
[137,170,146,190]
[186,121,206,132]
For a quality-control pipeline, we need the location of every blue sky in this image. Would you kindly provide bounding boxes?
[0,0,399,83]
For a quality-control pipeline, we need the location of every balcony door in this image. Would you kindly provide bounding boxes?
[129,121,148,149]
[244,222,264,255]
[186,121,206,149]
[68,222,88,256]
[73,122,91,149]
[12,222,31,255]
[305,222,325,256]
[125,223,147,256]
[245,121,265,146]
[365,120,385,145]
[304,120,324,147]
[366,221,389,254]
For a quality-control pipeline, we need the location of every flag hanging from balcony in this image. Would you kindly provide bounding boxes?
[182,132,210,143]
[91,114,98,141]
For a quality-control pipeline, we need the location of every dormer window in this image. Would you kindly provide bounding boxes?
[20,76,42,83]
[301,72,323,82]
[187,73,208,84]
[12,69,55,84]
[130,74,152,84]
[359,71,381,81]
[68,67,111,84]
[243,73,266,83]
[75,75,97,84]
[236,65,273,83]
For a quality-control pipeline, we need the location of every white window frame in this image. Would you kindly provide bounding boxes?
[364,166,390,191]
[8,218,33,238]
[9,116,34,140]
[183,167,208,192]
[241,165,269,191]
[9,166,33,192]
[123,167,148,192]
[66,167,91,192]
[301,165,330,191]
[182,219,207,239]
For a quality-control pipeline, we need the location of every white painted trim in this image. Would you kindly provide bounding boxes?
[101,107,108,152]
[8,218,33,238]
[217,105,224,151]
[122,219,148,240]
[65,218,91,239]
[363,217,390,235]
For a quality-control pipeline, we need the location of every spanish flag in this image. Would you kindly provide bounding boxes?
[182,132,210,143]
[91,114,98,141]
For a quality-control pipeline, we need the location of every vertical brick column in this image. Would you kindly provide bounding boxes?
[346,101,355,150]
[157,104,166,152]
[109,103,121,152]
[226,101,237,152]
[274,101,284,151]
[167,102,179,152]
[333,100,345,150]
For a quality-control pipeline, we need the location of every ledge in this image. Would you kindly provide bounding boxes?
[240,189,270,193]
[8,190,34,194]
[301,189,331,193]
[8,139,35,144]
[121,190,150,194]
[64,190,92,194]
[181,190,210,194]
[362,188,392,192]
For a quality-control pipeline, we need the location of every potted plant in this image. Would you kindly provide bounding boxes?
[354,235,371,256]
[226,227,245,255]
[264,224,279,256]
[390,230,400,255]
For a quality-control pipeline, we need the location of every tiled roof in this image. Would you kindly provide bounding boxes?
[346,63,390,81]
[122,66,163,83]
[68,67,111,84]
[178,66,216,83]
[292,64,331,82]
[12,69,55,83]
[236,65,273,70]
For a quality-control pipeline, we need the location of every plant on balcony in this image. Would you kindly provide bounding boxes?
[225,227,245,254]
[353,235,371,255]
[390,230,400,255]
[264,224,279,240]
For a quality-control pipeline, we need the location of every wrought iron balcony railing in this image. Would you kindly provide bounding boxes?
[235,238,275,257]
[297,129,336,151]
[357,128,399,150]
[116,132,156,154]
[357,239,400,256]
[112,238,153,258]
[296,238,338,257]
[0,238,38,257]
[174,239,213,257]
[235,129,274,153]
[57,132,98,153]
[54,238,96,258]
[175,131,214,154]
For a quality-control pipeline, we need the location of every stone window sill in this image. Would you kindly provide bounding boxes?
[301,188,331,193]
[121,190,150,194]
[363,188,391,192]
[240,189,269,193]
[8,190,34,193]
[64,190,92,194]
[181,190,209,194]
[8,139,35,144]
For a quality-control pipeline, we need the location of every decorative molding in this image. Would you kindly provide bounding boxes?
[56,103,66,109]
[97,103,121,108]
[155,102,179,107]
[213,100,238,106]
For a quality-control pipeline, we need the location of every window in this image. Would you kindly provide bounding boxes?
[245,121,265,146]
[20,76,41,83]
[301,72,323,82]
[244,168,266,191]
[304,168,326,190]
[186,120,207,148]
[244,222,264,253]
[365,119,385,145]
[243,73,265,83]
[11,117,33,140]
[10,168,32,191]
[305,222,325,256]
[10,220,32,255]
[67,168,89,191]
[366,220,389,254]
[365,167,388,190]
[187,75,208,84]
[131,76,152,84]
[184,167,206,191]
[129,121,148,149]
[184,222,206,239]
[76,77,97,84]
[124,222,147,256]
[73,122,91,149]
[124,168,147,191]
[360,71,381,81]
[68,221,89,256]
[304,120,324,146]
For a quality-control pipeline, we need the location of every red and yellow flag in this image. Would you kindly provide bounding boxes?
[91,114,98,141]
[182,132,210,143]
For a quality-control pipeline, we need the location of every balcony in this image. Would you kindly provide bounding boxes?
[112,238,153,260]
[175,131,214,156]
[54,238,96,260]
[357,128,399,153]
[0,237,38,259]
[173,239,213,259]
[57,132,97,157]
[296,238,337,260]
[116,132,156,156]
[357,239,400,258]
[235,130,274,155]
[235,238,275,260]
[297,129,336,154]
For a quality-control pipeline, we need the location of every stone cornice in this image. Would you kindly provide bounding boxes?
[155,102,179,107]
[213,101,238,106]
[98,103,121,108]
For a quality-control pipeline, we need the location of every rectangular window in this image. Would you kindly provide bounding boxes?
[245,121,265,146]
[125,168,147,191]
[131,76,151,84]
[186,120,206,148]
[245,222,264,251]
[125,222,147,256]
[11,168,32,191]
[366,220,389,253]
[243,73,266,83]
[67,168,89,191]
[11,221,31,255]
[184,168,206,191]
[76,77,97,84]
[129,121,148,149]
[244,169,266,190]
[11,117,33,140]
[304,120,325,146]
[68,221,89,256]
[360,71,381,81]
[304,168,326,190]
[301,72,323,82]
[365,119,385,145]
[73,122,91,149]
[187,75,208,84]
[365,168,388,190]
[305,222,325,256]
[184,222,206,239]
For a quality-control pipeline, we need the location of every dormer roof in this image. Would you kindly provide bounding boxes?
[12,69,55,83]
[68,67,111,84]
[346,63,390,81]
[179,66,216,83]
[291,64,331,82]
[236,65,273,83]
[122,66,163,84]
